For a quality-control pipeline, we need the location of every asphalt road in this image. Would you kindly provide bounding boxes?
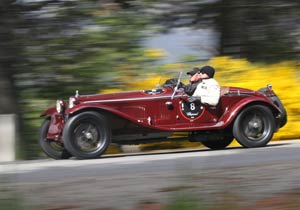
[1,140,300,210]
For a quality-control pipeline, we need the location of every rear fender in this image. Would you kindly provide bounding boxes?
[219,97,281,128]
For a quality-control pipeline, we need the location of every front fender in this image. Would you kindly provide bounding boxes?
[219,97,281,128]
[40,107,57,117]
[40,107,65,140]
[67,103,154,129]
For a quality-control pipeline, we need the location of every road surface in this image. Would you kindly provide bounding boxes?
[1,140,300,210]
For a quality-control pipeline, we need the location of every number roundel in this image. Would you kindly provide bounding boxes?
[180,101,204,119]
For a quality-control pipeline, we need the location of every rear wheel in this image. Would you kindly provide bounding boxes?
[201,136,234,150]
[39,119,71,159]
[63,111,111,159]
[233,105,275,148]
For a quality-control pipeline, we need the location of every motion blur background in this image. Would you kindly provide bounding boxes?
[0,0,299,160]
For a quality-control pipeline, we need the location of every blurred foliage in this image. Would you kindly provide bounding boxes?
[130,0,300,62]
[0,178,27,210]
[209,56,300,140]
[16,0,155,99]
[0,0,299,158]
[164,195,202,210]
[162,190,300,210]
[8,0,162,158]
[163,194,237,210]
[216,0,300,62]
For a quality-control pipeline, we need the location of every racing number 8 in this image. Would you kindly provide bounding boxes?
[180,101,204,119]
[190,103,196,111]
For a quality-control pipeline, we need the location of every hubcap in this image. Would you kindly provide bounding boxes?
[74,123,103,152]
[84,132,93,140]
[244,112,266,141]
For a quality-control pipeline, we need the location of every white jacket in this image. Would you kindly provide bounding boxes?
[192,78,220,106]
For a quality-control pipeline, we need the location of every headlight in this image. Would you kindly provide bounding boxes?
[69,96,78,109]
[56,99,65,114]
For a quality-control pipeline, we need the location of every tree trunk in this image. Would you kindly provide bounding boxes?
[0,0,21,161]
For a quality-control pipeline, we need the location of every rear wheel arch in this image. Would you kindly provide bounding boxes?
[222,101,279,129]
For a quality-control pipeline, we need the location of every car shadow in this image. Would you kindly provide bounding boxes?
[100,141,292,159]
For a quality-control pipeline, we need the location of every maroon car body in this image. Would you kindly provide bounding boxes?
[39,77,287,159]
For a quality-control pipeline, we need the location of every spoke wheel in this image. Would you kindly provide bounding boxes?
[243,112,264,140]
[63,111,111,159]
[73,122,103,153]
[39,119,71,159]
[233,105,275,148]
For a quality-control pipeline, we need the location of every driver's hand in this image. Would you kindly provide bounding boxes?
[188,96,201,104]
[178,87,185,92]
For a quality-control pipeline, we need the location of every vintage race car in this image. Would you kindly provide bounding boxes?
[39,72,287,159]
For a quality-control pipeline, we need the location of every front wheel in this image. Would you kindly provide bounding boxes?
[63,111,111,159]
[233,105,275,148]
[39,119,71,159]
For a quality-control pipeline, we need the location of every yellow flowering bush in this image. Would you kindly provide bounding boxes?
[209,57,300,140]
[144,48,168,58]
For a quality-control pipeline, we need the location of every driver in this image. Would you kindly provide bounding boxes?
[184,67,202,96]
[188,66,220,106]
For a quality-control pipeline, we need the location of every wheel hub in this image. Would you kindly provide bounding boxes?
[247,117,264,139]
[249,120,262,130]
[74,123,102,152]
[78,131,96,149]
[84,132,93,141]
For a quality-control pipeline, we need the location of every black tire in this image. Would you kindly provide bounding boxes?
[39,119,72,159]
[233,105,275,148]
[63,111,111,159]
[201,136,234,150]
